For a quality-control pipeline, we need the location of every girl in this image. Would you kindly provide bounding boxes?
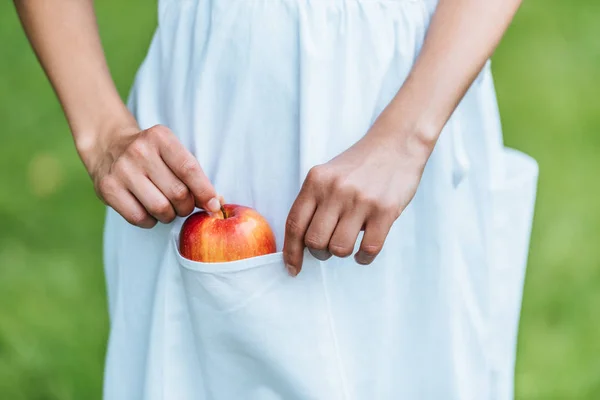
[16,0,538,398]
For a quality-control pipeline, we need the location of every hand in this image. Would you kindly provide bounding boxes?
[82,123,221,228]
[282,123,431,277]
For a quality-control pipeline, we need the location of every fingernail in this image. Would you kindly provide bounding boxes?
[355,252,374,266]
[206,197,221,213]
[286,264,297,277]
[309,248,332,261]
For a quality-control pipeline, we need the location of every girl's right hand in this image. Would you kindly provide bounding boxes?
[15,0,221,229]
[82,123,221,228]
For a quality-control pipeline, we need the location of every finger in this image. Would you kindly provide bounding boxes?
[100,179,157,228]
[145,154,195,217]
[125,173,177,224]
[283,190,317,277]
[328,211,367,258]
[304,201,342,261]
[148,125,220,213]
[355,216,393,265]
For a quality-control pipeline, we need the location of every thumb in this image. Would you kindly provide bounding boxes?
[153,125,221,213]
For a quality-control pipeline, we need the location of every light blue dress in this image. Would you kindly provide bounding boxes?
[102,0,539,398]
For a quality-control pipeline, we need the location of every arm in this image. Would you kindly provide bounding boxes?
[283,0,522,276]
[14,0,221,227]
[382,0,522,145]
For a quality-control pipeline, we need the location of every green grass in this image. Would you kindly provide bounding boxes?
[1,1,599,398]
[0,2,156,399]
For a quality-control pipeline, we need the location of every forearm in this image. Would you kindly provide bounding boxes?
[14,0,136,168]
[376,0,522,153]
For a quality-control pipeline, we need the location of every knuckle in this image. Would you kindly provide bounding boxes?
[361,243,383,258]
[179,158,200,177]
[170,182,189,202]
[306,165,330,188]
[377,200,400,218]
[129,211,151,226]
[128,139,151,159]
[97,176,117,196]
[161,137,179,155]
[112,157,128,175]
[328,243,353,258]
[356,192,378,207]
[149,199,173,219]
[285,216,304,239]
[176,201,195,217]
[333,178,359,198]
[304,234,327,250]
[147,124,171,140]
[358,194,398,216]
[389,207,402,220]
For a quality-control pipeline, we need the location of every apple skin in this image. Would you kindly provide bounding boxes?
[179,204,277,263]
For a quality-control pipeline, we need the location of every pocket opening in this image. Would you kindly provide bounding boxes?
[172,231,285,273]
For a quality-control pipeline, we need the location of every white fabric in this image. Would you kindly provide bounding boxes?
[102,0,539,399]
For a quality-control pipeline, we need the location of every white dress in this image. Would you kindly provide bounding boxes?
[102,0,539,399]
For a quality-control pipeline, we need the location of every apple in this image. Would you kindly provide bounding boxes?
[179,204,277,262]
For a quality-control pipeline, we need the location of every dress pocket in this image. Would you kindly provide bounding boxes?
[487,148,539,399]
[172,231,348,400]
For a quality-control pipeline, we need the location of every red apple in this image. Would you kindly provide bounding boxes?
[179,204,277,262]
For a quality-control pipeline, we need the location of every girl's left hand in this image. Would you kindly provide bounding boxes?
[282,120,432,277]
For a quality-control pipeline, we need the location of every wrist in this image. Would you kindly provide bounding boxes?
[73,109,139,175]
[372,66,457,160]
[367,106,439,170]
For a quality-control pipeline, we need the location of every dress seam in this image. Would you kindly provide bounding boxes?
[319,264,352,400]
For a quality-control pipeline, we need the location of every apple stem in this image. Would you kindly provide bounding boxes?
[220,205,228,219]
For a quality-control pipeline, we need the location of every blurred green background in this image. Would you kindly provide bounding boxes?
[1,0,599,399]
